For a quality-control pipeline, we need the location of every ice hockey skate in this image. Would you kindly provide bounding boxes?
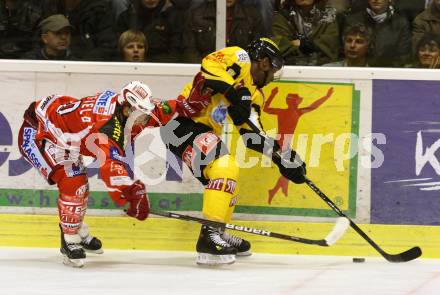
[222,231,251,256]
[79,223,103,254]
[60,225,86,268]
[196,225,237,266]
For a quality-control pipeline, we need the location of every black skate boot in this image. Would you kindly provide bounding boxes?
[59,225,86,268]
[79,223,103,254]
[222,231,252,257]
[196,225,237,266]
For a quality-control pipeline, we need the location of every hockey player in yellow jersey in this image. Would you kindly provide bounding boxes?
[161,38,307,265]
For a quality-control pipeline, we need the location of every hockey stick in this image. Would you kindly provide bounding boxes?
[245,119,422,262]
[150,209,349,247]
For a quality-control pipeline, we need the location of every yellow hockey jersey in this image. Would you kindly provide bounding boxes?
[180,46,264,135]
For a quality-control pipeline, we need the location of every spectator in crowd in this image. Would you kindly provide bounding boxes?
[345,0,411,67]
[117,0,183,63]
[23,14,76,60]
[182,0,264,64]
[41,0,118,61]
[409,32,440,68]
[272,0,340,66]
[413,0,440,52]
[328,0,350,14]
[348,0,427,25]
[324,23,373,66]
[393,0,426,25]
[349,0,368,13]
[118,30,148,62]
[240,0,276,35]
[0,0,42,59]
[172,0,193,10]
[111,0,130,20]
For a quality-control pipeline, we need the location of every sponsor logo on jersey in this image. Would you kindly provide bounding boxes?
[75,183,89,196]
[21,127,42,169]
[109,146,125,163]
[38,95,56,113]
[211,104,228,124]
[110,161,125,175]
[194,132,220,155]
[236,50,250,63]
[21,131,53,178]
[37,95,57,118]
[182,145,195,169]
[161,101,172,114]
[110,175,133,186]
[67,161,85,177]
[112,116,122,142]
[93,90,116,115]
[206,51,225,63]
[44,142,57,163]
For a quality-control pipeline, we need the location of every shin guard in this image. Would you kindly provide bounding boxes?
[57,175,89,234]
[202,155,239,222]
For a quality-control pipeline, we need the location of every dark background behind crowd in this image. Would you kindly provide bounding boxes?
[0,0,439,68]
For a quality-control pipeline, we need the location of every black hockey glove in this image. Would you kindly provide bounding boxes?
[228,101,251,125]
[274,149,307,184]
[225,87,252,126]
[238,128,306,183]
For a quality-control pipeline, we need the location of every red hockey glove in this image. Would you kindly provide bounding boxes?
[176,72,212,117]
[122,180,150,221]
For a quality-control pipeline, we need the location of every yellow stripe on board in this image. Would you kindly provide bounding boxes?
[0,214,438,259]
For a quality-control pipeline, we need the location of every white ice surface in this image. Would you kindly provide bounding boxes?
[0,248,439,295]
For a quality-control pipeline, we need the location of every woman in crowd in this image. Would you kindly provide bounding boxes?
[409,33,440,68]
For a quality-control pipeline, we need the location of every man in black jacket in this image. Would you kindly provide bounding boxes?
[43,0,118,61]
[23,14,77,60]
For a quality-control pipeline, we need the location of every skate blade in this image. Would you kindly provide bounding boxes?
[236,251,252,257]
[84,248,104,254]
[196,253,236,266]
[62,256,85,268]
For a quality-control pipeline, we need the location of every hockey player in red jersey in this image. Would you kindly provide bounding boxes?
[17,80,209,267]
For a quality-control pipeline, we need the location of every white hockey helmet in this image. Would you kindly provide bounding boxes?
[118,81,155,114]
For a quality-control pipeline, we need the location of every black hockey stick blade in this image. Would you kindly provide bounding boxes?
[308,182,422,263]
[244,119,422,262]
[150,209,349,247]
[383,246,422,263]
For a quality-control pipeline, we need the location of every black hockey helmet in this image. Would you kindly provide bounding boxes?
[246,37,284,70]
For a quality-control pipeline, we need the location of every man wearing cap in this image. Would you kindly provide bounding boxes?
[46,0,118,61]
[23,14,77,60]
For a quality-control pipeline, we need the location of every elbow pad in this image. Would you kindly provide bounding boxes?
[224,87,252,105]
[239,129,281,160]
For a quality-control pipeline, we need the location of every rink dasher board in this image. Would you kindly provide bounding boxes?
[0,214,438,259]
